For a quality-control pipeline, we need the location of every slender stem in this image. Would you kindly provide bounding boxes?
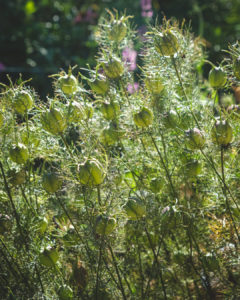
[95,243,103,300]
[171,56,200,129]
[56,194,93,260]
[144,226,167,300]
[108,244,127,300]
[220,147,240,243]
[150,134,177,199]
[35,265,45,297]
[97,185,102,206]
[0,161,23,236]
[59,133,74,159]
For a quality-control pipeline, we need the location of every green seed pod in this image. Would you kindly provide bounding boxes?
[185,128,205,150]
[41,108,67,135]
[9,143,29,164]
[95,215,116,235]
[150,178,164,193]
[145,76,164,95]
[100,102,120,120]
[124,198,146,220]
[208,67,227,89]
[42,172,63,193]
[39,247,59,267]
[8,169,26,186]
[211,120,233,146]
[184,160,202,178]
[58,74,78,95]
[108,20,127,42]
[58,285,73,300]
[163,110,179,129]
[12,90,33,114]
[133,107,153,127]
[103,58,124,79]
[78,159,105,186]
[88,78,110,95]
[233,57,240,80]
[66,101,85,123]
[154,30,179,56]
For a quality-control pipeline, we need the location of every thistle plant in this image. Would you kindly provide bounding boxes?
[0,12,239,299]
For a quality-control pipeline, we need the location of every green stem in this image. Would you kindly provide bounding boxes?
[171,56,200,129]
[150,134,177,199]
[220,147,240,243]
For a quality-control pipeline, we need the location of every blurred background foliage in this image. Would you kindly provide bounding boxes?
[0,0,240,97]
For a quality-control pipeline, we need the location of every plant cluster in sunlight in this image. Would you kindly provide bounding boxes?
[0,11,240,300]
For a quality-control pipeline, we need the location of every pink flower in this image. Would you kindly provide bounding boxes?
[122,47,137,71]
[141,0,152,11]
[127,83,139,94]
[142,10,153,18]
[74,8,98,24]
[140,0,153,19]
[0,62,6,72]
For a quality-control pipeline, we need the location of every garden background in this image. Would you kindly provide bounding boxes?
[1,0,240,97]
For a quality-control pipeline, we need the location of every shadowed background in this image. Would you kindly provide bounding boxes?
[0,0,240,97]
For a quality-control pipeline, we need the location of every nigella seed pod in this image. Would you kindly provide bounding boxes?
[41,108,67,135]
[133,107,153,127]
[108,20,127,42]
[66,101,85,123]
[162,110,179,129]
[185,128,205,150]
[208,67,227,89]
[42,172,63,193]
[103,58,124,79]
[12,90,33,115]
[154,30,179,56]
[9,143,29,164]
[95,215,116,235]
[88,78,110,95]
[124,198,146,220]
[211,120,233,146]
[78,159,105,186]
[58,74,78,95]
[100,102,120,120]
[144,76,164,95]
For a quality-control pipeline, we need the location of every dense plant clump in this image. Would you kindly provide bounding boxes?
[0,12,240,299]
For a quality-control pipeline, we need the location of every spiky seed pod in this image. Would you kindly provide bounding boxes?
[133,107,153,127]
[208,67,227,89]
[41,108,67,135]
[12,90,33,114]
[42,172,63,193]
[211,120,233,146]
[185,128,205,150]
[154,30,179,56]
[124,198,146,220]
[9,143,29,164]
[58,74,78,95]
[103,58,124,79]
[78,159,105,186]
[95,215,116,235]
[108,20,127,42]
